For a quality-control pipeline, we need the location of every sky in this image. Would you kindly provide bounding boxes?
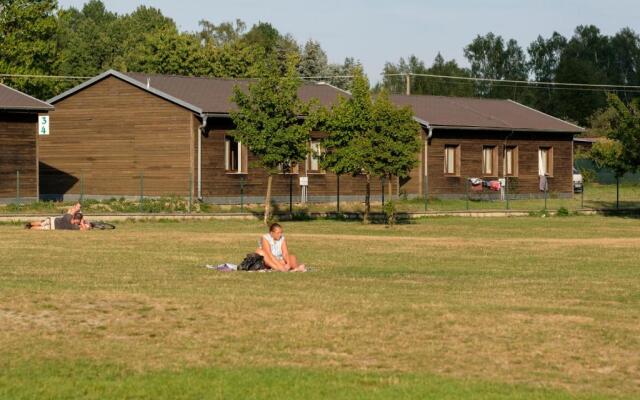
[57,0,640,83]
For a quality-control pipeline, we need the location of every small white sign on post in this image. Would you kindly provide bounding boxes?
[38,115,50,136]
[299,176,309,186]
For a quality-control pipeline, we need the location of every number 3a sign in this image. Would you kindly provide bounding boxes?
[38,115,50,136]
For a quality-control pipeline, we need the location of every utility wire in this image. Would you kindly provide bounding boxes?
[3,71,640,93]
[0,73,91,80]
[384,73,640,90]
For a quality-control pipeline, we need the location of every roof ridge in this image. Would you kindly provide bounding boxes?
[125,71,335,87]
[48,70,202,114]
[126,71,253,82]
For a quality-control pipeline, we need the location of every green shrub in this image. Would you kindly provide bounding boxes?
[383,201,397,225]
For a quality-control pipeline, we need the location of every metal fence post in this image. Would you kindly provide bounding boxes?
[289,173,293,214]
[188,171,193,213]
[506,178,510,210]
[465,178,469,211]
[16,170,20,206]
[544,179,548,211]
[424,174,428,212]
[381,176,385,207]
[240,177,245,213]
[139,172,144,213]
[80,173,84,205]
[336,174,340,213]
[581,184,584,209]
[616,176,620,209]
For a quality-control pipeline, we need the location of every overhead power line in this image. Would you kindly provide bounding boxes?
[384,73,640,90]
[0,73,92,80]
[3,71,640,93]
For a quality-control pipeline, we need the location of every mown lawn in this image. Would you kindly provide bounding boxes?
[0,217,639,399]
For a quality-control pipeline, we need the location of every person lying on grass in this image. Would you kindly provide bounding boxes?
[25,202,92,231]
[255,223,306,272]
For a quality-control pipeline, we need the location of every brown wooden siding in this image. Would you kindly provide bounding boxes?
[0,112,38,198]
[423,130,574,196]
[40,76,194,196]
[201,120,387,200]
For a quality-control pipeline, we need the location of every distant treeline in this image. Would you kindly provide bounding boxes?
[1,1,638,126]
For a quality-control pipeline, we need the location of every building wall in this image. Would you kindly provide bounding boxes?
[40,76,194,197]
[0,112,38,199]
[200,120,390,202]
[421,130,574,197]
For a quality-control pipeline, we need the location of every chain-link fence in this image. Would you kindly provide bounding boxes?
[1,168,639,215]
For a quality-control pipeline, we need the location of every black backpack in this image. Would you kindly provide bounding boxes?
[238,253,266,271]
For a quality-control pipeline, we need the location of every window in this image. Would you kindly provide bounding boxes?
[225,136,246,173]
[444,145,460,175]
[307,139,323,173]
[538,147,553,176]
[505,146,518,176]
[482,146,498,176]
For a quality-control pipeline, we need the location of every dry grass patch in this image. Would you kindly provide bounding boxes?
[1,217,639,397]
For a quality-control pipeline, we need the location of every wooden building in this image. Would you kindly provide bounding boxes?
[391,95,584,199]
[41,70,386,202]
[42,70,583,203]
[0,83,53,202]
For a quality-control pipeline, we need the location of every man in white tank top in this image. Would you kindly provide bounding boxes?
[255,223,306,272]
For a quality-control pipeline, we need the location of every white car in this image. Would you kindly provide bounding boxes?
[573,167,583,193]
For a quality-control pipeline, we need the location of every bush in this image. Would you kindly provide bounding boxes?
[557,206,570,217]
[383,201,397,225]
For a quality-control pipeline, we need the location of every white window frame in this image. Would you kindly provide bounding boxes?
[307,139,323,174]
[504,146,518,176]
[225,136,245,174]
[482,145,497,176]
[444,145,460,176]
[538,147,553,177]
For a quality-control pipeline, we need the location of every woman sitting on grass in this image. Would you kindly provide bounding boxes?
[255,223,306,272]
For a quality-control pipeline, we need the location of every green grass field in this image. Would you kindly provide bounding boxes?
[1,217,639,399]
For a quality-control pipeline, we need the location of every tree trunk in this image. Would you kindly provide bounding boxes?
[387,176,393,201]
[264,174,273,225]
[364,174,371,224]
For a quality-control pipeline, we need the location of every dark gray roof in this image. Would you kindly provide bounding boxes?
[0,83,53,111]
[126,72,348,114]
[390,94,584,133]
[48,69,347,115]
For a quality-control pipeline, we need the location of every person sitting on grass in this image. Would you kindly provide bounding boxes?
[26,202,92,231]
[255,223,306,272]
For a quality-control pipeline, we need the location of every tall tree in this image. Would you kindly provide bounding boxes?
[325,57,357,91]
[370,90,421,200]
[230,56,318,223]
[0,0,59,99]
[550,26,611,124]
[603,94,640,171]
[321,67,376,221]
[528,32,567,83]
[464,33,528,98]
[198,18,246,46]
[55,0,121,77]
[242,22,300,74]
[298,39,328,78]
[321,68,418,222]
[378,53,471,96]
